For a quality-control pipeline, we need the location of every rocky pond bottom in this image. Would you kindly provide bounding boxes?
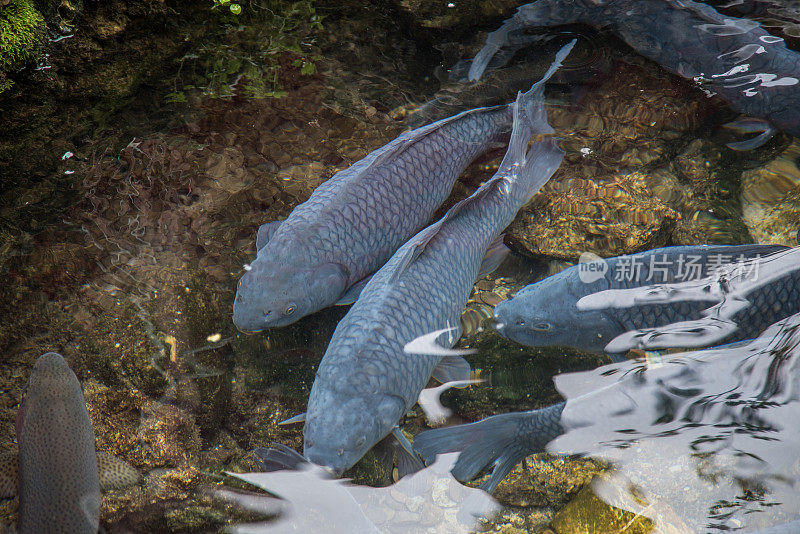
[2,0,800,532]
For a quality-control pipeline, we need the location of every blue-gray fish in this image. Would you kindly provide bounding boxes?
[414,402,565,493]
[233,67,552,333]
[468,0,800,149]
[494,244,792,360]
[298,42,572,475]
[415,305,800,496]
[1,353,141,534]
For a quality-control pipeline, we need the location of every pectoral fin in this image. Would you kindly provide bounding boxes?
[431,355,472,383]
[335,275,374,305]
[97,451,141,490]
[391,427,424,476]
[256,221,283,251]
[477,235,510,279]
[278,413,306,425]
[252,443,308,471]
[0,452,17,498]
[723,118,777,150]
[0,450,140,497]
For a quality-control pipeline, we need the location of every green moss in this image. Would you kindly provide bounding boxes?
[164,505,226,532]
[0,0,45,79]
[165,0,322,101]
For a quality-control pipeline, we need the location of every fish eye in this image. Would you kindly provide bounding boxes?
[283,303,296,316]
[532,322,551,332]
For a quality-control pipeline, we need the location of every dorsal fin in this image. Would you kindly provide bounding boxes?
[387,184,497,282]
[477,235,510,279]
[341,104,508,183]
[256,220,283,251]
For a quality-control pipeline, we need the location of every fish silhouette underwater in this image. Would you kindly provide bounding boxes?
[0,352,140,534]
[494,244,793,360]
[232,41,569,333]
[467,0,800,149]
[288,41,573,476]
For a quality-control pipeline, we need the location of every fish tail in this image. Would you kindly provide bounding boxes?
[413,402,565,493]
[497,39,571,204]
[469,0,587,81]
[517,38,575,136]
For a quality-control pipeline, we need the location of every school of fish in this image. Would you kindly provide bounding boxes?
[235,0,800,529]
[11,0,800,531]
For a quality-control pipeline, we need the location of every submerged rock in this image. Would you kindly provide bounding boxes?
[505,59,725,260]
[740,140,800,246]
[509,171,679,260]
[0,0,45,93]
[549,484,654,534]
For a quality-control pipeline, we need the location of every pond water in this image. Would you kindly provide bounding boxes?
[2,0,800,532]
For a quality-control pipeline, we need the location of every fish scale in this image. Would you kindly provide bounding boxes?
[285,113,508,266]
[234,102,516,331]
[495,244,794,357]
[300,42,573,474]
[17,352,100,534]
[615,276,800,342]
[589,245,800,343]
[468,0,800,147]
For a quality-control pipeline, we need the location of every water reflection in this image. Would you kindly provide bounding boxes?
[7,0,800,530]
[553,312,800,532]
[577,245,800,352]
[218,452,499,533]
[466,0,800,149]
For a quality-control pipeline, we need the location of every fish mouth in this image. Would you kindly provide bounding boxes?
[233,322,264,335]
[305,447,350,477]
[321,465,344,477]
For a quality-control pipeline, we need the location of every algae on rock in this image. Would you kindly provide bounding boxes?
[0,0,45,92]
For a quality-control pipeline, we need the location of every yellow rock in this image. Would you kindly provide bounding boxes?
[550,485,654,534]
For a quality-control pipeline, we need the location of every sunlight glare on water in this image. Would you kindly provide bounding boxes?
[552,313,800,532]
[5,0,800,532]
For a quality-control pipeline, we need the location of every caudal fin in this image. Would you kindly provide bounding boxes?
[488,39,572,205]
[517,39,575,136]
[413,403,565,493]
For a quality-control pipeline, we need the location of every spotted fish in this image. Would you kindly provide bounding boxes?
[0,352,140,533]
[468,0,800,149]
[295,42,572,475]
[494,244,792,360]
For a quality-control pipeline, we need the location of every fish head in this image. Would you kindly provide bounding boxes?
[18,352,82,436]
[303,390,405,476]
[233,259,349,331]
[494,276,619,353]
